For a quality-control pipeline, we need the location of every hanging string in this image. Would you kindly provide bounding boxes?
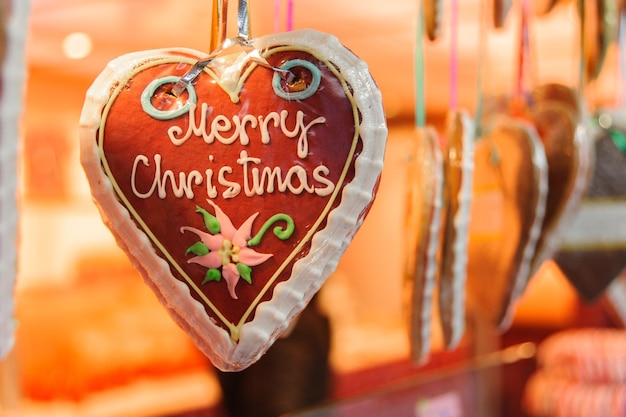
[274,0,294,33]
[211,0,228,52]
[619,12,626,107]
[172,0,296,99]
[449,0,459,110]
[287,0,294,31]
[515,0,531,100]
[604,9,626,154]
[274,0,280,32]
[415,1,426,127]
[578,0,586,96]
[237,0,251,40]
[473,0,488,136]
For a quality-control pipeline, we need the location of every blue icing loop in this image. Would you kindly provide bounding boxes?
[141,76,197,120]
[272,59,321,101]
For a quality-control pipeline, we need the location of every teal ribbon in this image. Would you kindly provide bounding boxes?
[415,2,426,128]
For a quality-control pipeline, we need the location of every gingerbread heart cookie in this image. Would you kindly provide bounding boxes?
[404,126,443,362]
[466,118,548,329]
[528,97,593,275]
[79,30,387,371]
[437,110,474,348]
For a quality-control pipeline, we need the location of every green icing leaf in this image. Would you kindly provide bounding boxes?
[185,241,209,256]
[202,268,221,284]
[196,205,220,234]
[237,263,252,284]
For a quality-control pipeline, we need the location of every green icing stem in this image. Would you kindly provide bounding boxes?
[248,214,295,247]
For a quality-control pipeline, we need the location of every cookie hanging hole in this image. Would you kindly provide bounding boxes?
[151,83,189,111]
[279,65,312,93]
[272,59,322,100]
[141,75,198,120]
[287,76,308,92]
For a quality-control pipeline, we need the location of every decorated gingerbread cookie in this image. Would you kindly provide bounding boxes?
[466,118,548,329]
[437,110,474,348]
[79,30,387,371]
[404,126,443,362]
[528,91,593,276]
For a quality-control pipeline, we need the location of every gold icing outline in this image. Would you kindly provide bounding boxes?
[97,46,360,341]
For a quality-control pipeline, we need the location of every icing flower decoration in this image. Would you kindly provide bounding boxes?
[181,200,272,299]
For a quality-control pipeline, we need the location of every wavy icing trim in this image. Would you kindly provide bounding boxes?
[80,30,387,370]
[438,110,475,349]
[498,121,549,330]
[529,123,594,274]
[405,126,444,362]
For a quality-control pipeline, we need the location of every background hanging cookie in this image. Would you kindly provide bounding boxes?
[404,126,443,363]
[466,119,548,329]
[437,110,474,349]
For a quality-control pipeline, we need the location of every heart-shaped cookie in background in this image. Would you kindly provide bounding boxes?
[437,110,475,348]
[79,30,387,371]
[404,126,443,362]
[466,118,548,329]
[527,86,594,276]
[555,119,626,300]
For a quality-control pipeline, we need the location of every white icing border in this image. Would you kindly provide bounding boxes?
[406,126,443,362]
[0,1,28,360]
[529,122,595,273]
[439,110,475,349]
[447,111,476,348]
[79,30,387,371]
[498,120,549,330]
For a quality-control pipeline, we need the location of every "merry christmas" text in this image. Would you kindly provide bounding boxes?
[131,150,336,200]
[167,103,326,159]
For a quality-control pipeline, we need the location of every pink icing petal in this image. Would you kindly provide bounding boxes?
[207,200,236,239]
[222,263,240,299]
[238,247,273,266]
[187,252,222,269]
[180,226,224,251]
[232,212,259,248]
